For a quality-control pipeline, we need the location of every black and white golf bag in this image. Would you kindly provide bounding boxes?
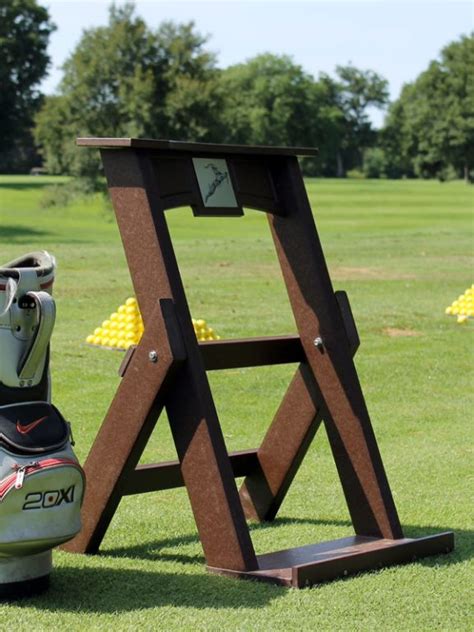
[0,252,84,597]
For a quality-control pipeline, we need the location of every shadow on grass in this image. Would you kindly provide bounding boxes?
[18,566,279,613]
[104,530,205,566]
[0,225,55,244]
[102,516,471,568]
[102,516,350,565]
[9,518,469,613]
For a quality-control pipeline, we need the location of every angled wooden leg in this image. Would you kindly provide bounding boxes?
[83,150,258,572]
[63,299,185,554]
[240,292,359,522]
[268,157,403,540]
[240,363,322,521]
[164,365,258,571]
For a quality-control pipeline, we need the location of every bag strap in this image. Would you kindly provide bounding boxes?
[17,291,56,381]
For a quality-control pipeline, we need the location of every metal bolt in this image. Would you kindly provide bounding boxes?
[148,350,158,363]
[313,336,324,350]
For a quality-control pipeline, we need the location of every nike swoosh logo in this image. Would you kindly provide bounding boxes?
[16,416,48,434]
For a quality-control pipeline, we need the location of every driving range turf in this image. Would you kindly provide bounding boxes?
[0,175,472,630]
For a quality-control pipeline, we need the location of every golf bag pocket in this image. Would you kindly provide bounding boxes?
[0,402,85,558]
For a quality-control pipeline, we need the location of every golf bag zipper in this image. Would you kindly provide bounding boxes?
[0,457,85,500]
[14,461,40,489]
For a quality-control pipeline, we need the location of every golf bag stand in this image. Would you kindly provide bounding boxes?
[0,252,85,598]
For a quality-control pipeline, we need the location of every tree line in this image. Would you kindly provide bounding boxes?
[1,1,472,181]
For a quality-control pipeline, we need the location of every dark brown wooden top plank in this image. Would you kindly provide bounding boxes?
[76,137,318,156]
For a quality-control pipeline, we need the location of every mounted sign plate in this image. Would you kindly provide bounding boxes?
[192,158,242,216]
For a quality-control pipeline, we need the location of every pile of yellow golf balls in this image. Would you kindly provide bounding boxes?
[191,318,220,342]
[445,285,474,324]
[86,297,220,350]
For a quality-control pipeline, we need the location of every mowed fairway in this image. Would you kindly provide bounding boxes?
[0,175,472,630]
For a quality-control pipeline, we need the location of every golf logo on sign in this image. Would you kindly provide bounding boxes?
[192,158,238,208]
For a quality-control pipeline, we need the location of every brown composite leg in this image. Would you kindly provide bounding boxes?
[240,293,359,523]
[73,149,258,571]
[240,363,322,521]
[267,156,403,539]
[63,299,185,553]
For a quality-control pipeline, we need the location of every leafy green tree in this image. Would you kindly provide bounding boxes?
[382,34,474,181]
[35,3,222,176]
[218,53,349,176]
[434,34,474,181]
[219,54,318,147]
[323,65,389,175]
[362,147,386,178]
[157,21,224,141]
[0,0,55,172]
[303,76,345,176]
[380,87,417,179]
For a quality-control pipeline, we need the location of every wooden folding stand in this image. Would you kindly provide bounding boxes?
[63,138,453,588]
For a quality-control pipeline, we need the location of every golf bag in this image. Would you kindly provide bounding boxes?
[0,252,84,597]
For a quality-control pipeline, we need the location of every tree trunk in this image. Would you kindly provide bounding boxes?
[337,151,345,178]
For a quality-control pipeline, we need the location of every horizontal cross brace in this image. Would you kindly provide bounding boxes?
[118,335,304,378]
[199,335,305,370]
[123,448,260,496]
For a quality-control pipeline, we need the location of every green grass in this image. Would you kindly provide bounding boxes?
[0,175,473,630]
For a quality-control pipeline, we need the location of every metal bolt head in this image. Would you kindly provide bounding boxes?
[313,336,324,350]
[148,350,158,363]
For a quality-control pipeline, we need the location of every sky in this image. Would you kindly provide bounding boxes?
[40,0,473,127]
